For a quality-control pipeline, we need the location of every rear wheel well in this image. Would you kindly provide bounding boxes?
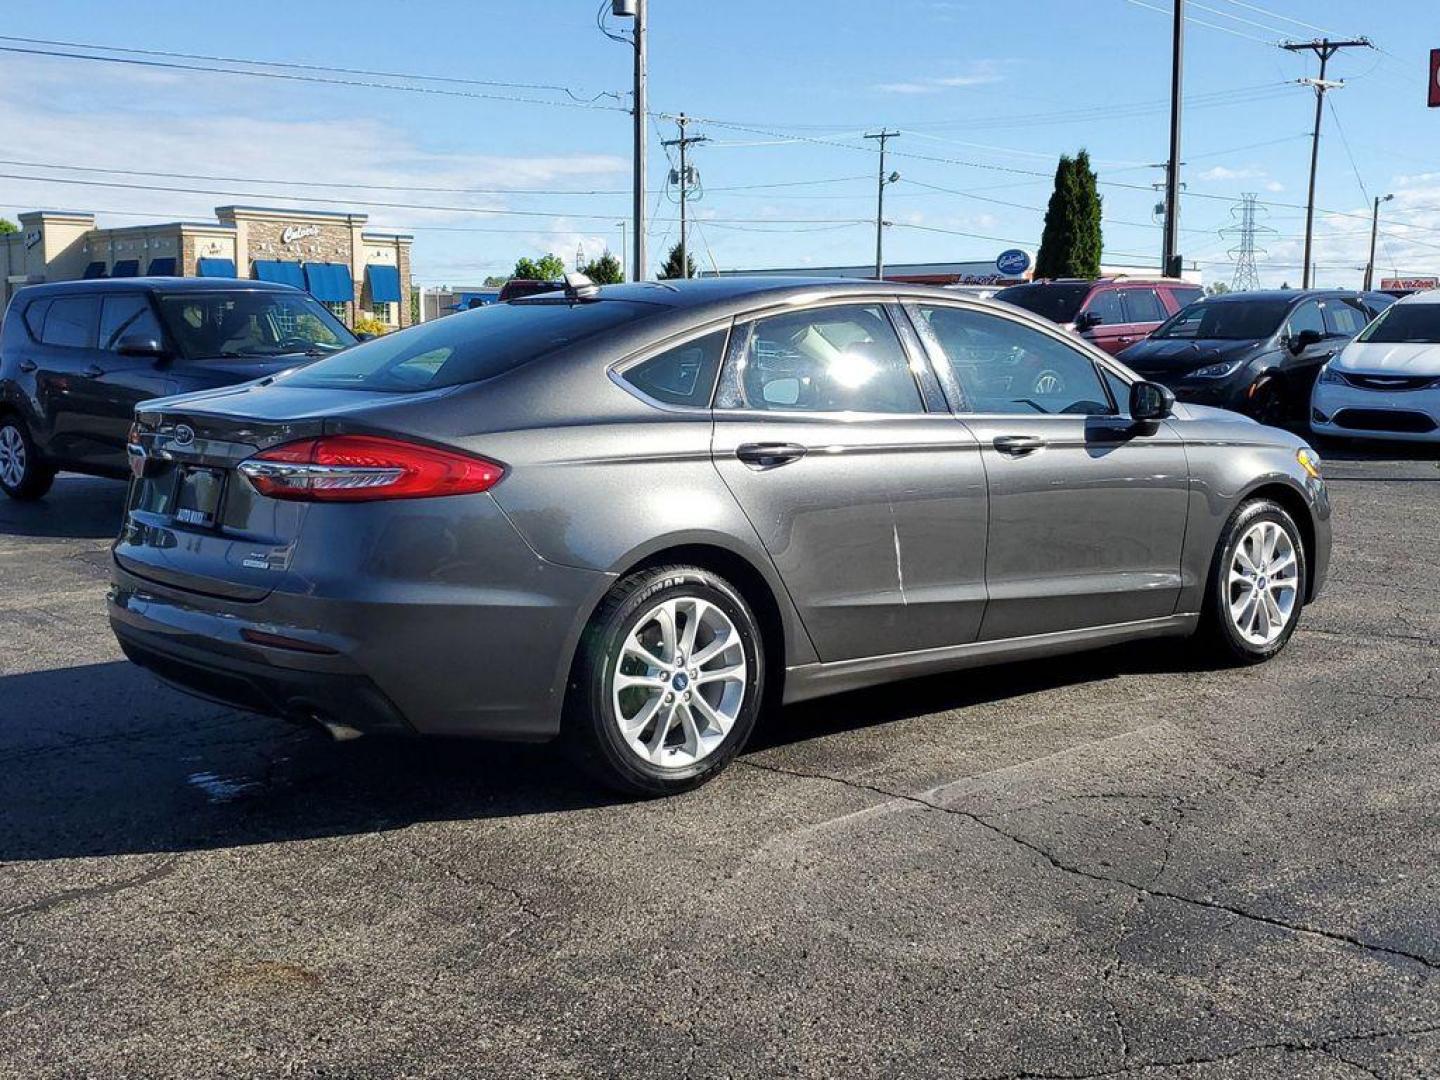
[1244,482,1318,603]
[623,544,787,706]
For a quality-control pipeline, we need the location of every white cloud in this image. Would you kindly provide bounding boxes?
[875,61,1004,95]
[1197,165,1267,182]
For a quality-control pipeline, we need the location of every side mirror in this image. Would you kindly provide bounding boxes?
[116,333,169,361]
[1075,310,1103,331]
[1129,380,1174,422]
[1290,328,1323,353]
[355,332,376,342]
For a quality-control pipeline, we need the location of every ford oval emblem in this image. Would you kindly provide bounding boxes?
[172,424,195,447]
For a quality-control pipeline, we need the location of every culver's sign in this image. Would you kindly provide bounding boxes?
[281,224,322,245]
[995,249,1031,277]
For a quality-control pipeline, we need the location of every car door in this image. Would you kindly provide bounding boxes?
[710,298,989,662]
[1118,285,1171,347]
[29,293,102,465]
[1280,298,1338,393]
[907,300,1191,641]
[80,293,177,468]
[1077,287,1134,355]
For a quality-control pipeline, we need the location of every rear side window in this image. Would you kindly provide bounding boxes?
[41,296,99,348]
[1170,286,1204,308]
[283,299,661,392]
[1321,300,1368,338]
[621,329,727,408]
[99,295,164,350]
[1122,288,1167,323]
[22,298,51,340]
[1083,289,1125,325]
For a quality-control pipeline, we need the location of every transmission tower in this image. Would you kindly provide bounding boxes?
[1220,193,1274,292]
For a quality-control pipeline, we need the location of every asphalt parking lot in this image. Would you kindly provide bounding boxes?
[2,450,1439,1080]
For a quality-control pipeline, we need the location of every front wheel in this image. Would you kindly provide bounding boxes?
[0,418,56,501]
[565,565,765,796]
[1199,499,1308,664]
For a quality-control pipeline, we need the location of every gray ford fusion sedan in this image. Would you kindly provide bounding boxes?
[110,277,1331,795]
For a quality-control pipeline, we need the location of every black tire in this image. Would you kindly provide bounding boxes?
[0,416,56,502]
[1247,377,1288,428]
[564,564,766,796]
[1199,498,1308,665]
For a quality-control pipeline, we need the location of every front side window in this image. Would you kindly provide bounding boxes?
[621,328,728,408]
[155,292,355,361]
[721,304,922,414]
[99,295,163,350]
[1287,300,1325,338]
[41,296,99,348]
[914,304,1115,416]
[1122,288,1167,324]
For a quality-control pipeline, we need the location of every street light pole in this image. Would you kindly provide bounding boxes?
[1364,193,1393,291]
[1162,0,1184,278]
[631,0,647,282]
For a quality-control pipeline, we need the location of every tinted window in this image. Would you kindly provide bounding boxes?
[1170,286,1204,308]
[721,304,921,413]
[1321,300,1368,338]
[99,295,164,350]
[1084,289,1125,325]
[41,296,98,348]
[1122,288,1167,323]
[1356,303,1440,344]
[157,292,353,361]
[1288,300,1325,337]
[1155,299,1289,340]
[915,304,1114,416]
[284,299,660,392]
[22,298,50,340]
[622,329,727,407]
[993,283,1091,325]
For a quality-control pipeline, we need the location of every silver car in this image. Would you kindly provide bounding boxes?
[110,278,1331,795]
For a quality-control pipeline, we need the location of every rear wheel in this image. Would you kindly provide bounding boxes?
[0,418,55,501]
[565,565,764,796]
[1199,499,1307,664]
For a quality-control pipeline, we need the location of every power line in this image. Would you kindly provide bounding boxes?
[1118,0,1276,44]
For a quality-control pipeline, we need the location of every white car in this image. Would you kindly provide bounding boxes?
[1311,290,1440,443]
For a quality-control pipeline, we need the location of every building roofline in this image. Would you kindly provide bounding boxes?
[214,204,367,221]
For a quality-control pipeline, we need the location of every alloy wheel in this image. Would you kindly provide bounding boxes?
[1227,520,1299,647]
[0,424,26,489]
[610,596,748,769]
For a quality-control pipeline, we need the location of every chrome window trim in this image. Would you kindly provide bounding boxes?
[607,318,734,414]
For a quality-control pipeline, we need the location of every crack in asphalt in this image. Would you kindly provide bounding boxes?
[738,760,1440,978]
[0,855,180,921]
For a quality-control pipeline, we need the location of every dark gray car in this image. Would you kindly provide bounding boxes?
[108,278,1331,794]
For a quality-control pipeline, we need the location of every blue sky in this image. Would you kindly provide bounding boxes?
[1,0,1436,287]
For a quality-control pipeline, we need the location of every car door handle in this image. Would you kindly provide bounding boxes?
[1118,336,1134,344]
[736,442,807,469]
[993,434,1046,455]
[17,359,37,373]
[82,364,105,378]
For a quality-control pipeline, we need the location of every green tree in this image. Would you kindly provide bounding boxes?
[657,242,697,281]
[513,253,566,280]
[1205,281,1230,296]
[1034,150,1103,280]
[0,217,18,235]
[581,251,624,285]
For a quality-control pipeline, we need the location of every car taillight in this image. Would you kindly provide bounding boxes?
[238,435,504,502]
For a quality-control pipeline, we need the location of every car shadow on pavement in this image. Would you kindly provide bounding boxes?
[0,475,128,539]
[0,640,1216,863]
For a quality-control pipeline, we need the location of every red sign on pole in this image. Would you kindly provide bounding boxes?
[1431,49,1440,107]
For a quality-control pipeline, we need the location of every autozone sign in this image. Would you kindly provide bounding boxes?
[1380,277,1440,291]
[1432,49,1440,107]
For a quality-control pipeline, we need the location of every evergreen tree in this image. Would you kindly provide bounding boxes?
[0,217,17,235]
[657,242,698,281]
[581,251,624,284]
[1034,150,1103,280]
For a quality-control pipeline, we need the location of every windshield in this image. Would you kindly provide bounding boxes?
[281,298,663,392]
[1153,299,1289,341]
[157,292,354,360]
[993,283,1091,324]
[1355,302,1440,344]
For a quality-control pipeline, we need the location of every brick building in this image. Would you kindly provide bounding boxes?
[1,205,412,330]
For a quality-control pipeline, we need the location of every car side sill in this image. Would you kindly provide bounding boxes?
[782,614,1199,704]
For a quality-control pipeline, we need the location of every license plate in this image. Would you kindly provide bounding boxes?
[174,467,225,528]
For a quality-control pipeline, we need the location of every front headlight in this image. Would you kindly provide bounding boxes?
[1190,358,1245,379]
[1317,361,1343,384]
[1297,447,1323,480]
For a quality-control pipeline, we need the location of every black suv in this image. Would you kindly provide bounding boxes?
[1117,289,1391,425]
[0,278,356,499]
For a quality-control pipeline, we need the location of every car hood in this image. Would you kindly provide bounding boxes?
[1119,337,1264,374]
[1334,340,1440,376]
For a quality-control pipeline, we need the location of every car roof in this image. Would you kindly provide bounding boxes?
[1197,289,1363,304]
[16,277,304,298]
[515,276,981,315]
[1392,288,1440,305]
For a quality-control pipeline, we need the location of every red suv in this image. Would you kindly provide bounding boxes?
[993,277,1204,356]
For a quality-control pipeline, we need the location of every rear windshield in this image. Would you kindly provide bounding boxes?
[280,298,662,392]
[993,283,1091,325]
[1153,299,1290,341]
[1355,302,1440,344]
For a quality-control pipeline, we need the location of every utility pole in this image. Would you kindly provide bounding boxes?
[608,0,647,281]
[663,114,708,279]
[864,129,901,279]
[1282,37,1372,289]
[1162,0,1184,279]
[616,222,628,282]
[1364,193,1393,291]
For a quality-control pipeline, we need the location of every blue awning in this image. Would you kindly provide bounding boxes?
[304,262,353,303]
[112,259,140,277]
[252,260,305,289]
[147,257,177,276]
[365,263,402,303]
[82,261,108,279]
[196,257,236,278]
